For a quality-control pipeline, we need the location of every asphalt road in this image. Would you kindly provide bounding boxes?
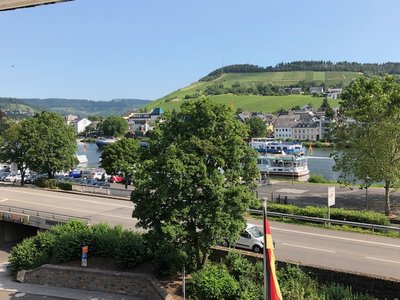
[1,184,400,280]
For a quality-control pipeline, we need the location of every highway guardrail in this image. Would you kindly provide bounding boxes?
[0,204,90,225]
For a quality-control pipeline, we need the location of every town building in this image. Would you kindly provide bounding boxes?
[127,108,164,135]
[71,118,92,134]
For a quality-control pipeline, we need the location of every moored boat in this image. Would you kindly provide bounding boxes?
[95,138,117,150]
[257,154,309,177]
[250,138,305,155]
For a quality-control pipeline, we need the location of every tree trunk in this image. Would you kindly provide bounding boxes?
[384,180,391,216]
[194,233,201,270]
[201,250,209,270]
[20,170,25,187]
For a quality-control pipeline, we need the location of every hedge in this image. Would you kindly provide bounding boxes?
[250,202,390,226]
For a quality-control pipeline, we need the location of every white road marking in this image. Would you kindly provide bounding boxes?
[365,257,400,265]
[4,199,133,220]
[282,242,336,253]
[275,189,308,194]
[0,188,132,208]
[272,227,400,249]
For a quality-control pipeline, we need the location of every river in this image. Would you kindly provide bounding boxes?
[76,141,339,181]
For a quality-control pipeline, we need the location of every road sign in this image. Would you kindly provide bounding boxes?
[81,246,88,267]
[328,186,335,207]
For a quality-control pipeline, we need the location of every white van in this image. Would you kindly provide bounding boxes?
[222,223,264,253]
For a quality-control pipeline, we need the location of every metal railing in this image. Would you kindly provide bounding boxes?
[0,204,91,224]
[71,183,132,198]
[248,209,400,234]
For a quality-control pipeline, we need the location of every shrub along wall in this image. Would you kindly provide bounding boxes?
[9,221,148,276]
[210,247,398,300]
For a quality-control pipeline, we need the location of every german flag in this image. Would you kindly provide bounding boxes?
[264,217,283,300]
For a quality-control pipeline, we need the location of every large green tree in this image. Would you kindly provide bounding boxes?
[25,112,77,178]
[245,116,267,138]
[131,99,259,272]
[100,115,128,137]
[0,121,31,185]
[100,138,141,183]
[332,76,400,215]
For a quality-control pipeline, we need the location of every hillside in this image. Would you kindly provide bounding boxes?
[5,98,151,117]
[0,98,37,118]
[146,70,362,112]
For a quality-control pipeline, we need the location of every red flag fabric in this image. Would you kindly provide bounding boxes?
[264,218,283,300]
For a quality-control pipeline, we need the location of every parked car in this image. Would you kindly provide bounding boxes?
[0,172,11,181]
[222,223,264,253]
[97,181,111,188]
[69,170,81,178]
[110,175,123,183]
[24,174,38,184]
[4,174,22,183]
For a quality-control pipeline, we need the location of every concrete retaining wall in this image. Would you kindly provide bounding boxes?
[23,264,173,300]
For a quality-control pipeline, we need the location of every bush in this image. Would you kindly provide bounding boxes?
[250,202,390,227]
[91,223,124,258]
[223,252,263,300]
[57,181,72,191]
[152,244,189,277]
[223,251,254,281]
[319,283,375,300]
[278,265,319,300]
[9,237,49,276]
[308,174,329,183]
[50,220,93,263]
[115,231,147,269]
[35,178,57,189]
[330,207,390,226]
[189,264,239,300]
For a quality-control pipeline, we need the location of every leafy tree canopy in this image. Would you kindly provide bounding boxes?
[131,99,259,271]
[0,121,31,185]
[100,138,141,178]
[246,117,267,138]
[25,112,77,178]
[333,76,400,215]
[100,115,128,137]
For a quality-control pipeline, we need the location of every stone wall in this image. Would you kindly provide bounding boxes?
[23,264,173,300]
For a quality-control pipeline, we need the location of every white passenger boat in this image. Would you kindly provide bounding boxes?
[250,138,305,155]
[257,154,309,177]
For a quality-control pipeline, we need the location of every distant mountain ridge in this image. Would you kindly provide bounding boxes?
[201,61,400,81]
[0,98,151,117]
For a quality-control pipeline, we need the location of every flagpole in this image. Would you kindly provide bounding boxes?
[263,197,271,300]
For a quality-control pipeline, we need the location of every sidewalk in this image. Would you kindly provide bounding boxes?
[0,263,143,300]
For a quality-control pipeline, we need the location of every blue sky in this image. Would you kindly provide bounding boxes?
[1,0,399,101]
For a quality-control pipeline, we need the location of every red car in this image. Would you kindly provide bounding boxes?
[110,175,123,183]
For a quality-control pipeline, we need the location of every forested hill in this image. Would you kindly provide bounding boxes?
[201,61,400,81]
[11,98,151,117]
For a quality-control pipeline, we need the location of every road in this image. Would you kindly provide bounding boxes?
[1,185,400,280]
